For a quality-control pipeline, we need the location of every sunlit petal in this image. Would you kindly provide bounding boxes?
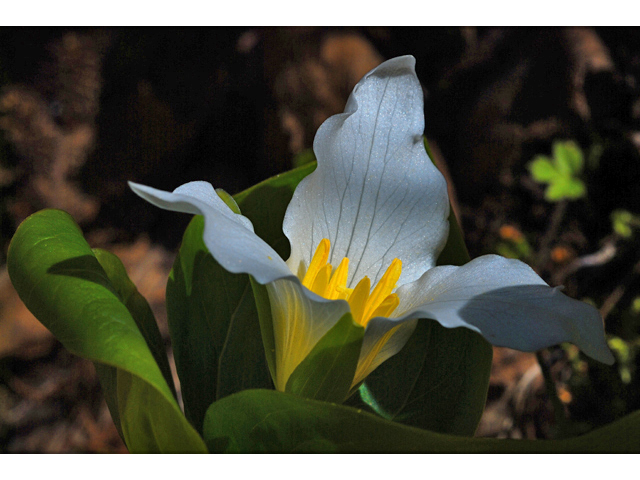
[393,255,614,365]
[283,55,449,289]
[129,181,293,284]
[266,279,350,390]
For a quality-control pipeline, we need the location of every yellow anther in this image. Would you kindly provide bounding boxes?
[327,257,349,300]
[311,263,332,297]
[300,239,402,326]
[362,258,402,322]
[370,293,400,319]
[349,277,371,326]
[302,238,330,289]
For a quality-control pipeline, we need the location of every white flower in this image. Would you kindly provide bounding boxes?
[130,56,614,393]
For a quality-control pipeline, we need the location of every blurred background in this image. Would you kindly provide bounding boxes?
[1,27,640,452]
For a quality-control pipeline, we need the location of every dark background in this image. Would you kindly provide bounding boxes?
[1,27,639,451]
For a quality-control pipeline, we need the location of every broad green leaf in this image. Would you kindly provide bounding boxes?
[234,161,317,258]
[165,163,316,431]
[529,157,557,182]
[434,206,471,268]
[250,278,277,381]
[286,313,364,403]
[292,148,317,169]
[166,215,271,433]
[92,249,176,398]
[7,209,206,453]
[357,320,492,436]
[203,389,640,453]
[350,208,492,436]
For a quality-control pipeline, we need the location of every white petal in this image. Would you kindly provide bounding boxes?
[283,55,450,289]
[354,317,418,387]
[129,181,293,284]
[392,255,614,365]
[266,279,350,391]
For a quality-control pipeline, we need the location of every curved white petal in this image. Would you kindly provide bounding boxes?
[283,55,450,289]
[129,181,293,284]
[390,255,614,365]
[266,279,350,391]
[354,317,418,387]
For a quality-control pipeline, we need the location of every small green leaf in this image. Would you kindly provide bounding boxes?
[530,142,587,202]
[545,178,586,201]
[611,209,640,238]
[286,313,364,403]
[7,209,206,452]
[203,389,640,452]
[554,141,583,176]
[529,157,557,182]
[563,178,586,199]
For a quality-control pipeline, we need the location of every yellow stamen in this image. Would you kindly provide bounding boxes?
[361,258,402,322]
[300,239,402,326]
[311,264,332,297]
[349,277,371,325]
[302,238,330,289]
[370,293,400,319]
[327,257,349,300]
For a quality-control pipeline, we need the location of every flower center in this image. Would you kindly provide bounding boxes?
[301,238,402,326]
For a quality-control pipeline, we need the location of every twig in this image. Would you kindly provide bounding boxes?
[536,200,567,272]
[552,239,617,285]
[535,350,569,438]
[600,257,640,321]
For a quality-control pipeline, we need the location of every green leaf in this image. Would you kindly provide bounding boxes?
[357,320,492,436]
[214,188,241,214]
[545,178,586,202]
[611,209,639,238]
[249,278,277,381]
[92,248,176,399]
[203,389,640,452]
[529,157,557,182]
[562,178,586,199]
[234,161,317,258]
[553,140,583,176]
[234,162,319,386]
[7,209,206,452]
[348,206,492,436]
[286,313,364,403]
[166,215,271,433]
[165,163,317,431]
[292,148,317,169]
[435,206,471,267]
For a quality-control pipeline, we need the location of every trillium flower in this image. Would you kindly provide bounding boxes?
[130,56,613,397]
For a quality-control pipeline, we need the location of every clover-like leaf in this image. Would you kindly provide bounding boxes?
[528,140,587,202]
